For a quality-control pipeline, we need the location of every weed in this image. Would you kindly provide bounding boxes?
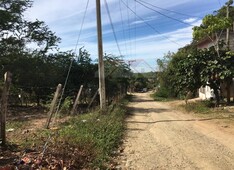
[183,100,214,114]
[150,93,175,102]
[5,95,129,169]
[6,121,27,130]
[41,97,128,169]
[56,104,126,168]
[59,97,73,115]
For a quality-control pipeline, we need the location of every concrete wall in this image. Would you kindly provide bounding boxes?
[197,30,234,100]
[197,32,234,51]
[199,86,215,100]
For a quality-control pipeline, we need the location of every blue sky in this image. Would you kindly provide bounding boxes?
[26,0,227,72]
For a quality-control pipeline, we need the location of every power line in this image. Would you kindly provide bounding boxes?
[134,0,137,59]
[119,0,128,57]
[104,0,122,56]
[137,0,202,19]
[103,19,187,37]
[127,0,133,58]
[120,0,181,46]
[74,0,90,60]
[56,0,90,115]
[41,0,90,160]
[217,0,222,7]
[135,0,196,27]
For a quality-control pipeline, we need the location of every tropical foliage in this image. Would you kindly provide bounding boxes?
[0,0,131,107]
[155,3,234,104]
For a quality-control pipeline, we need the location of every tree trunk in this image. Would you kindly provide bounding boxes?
[226,78,232,104]
[0,72,12,146]
[214,88,220,106]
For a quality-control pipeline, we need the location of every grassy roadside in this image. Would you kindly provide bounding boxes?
[149,90,234,125]
[2,96,130,169]
[177,100,234,126]
[53,103,127,169]
[150,91,176,102]
[182,100,214,114]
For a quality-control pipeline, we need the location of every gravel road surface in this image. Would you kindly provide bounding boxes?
[117,92,234,170]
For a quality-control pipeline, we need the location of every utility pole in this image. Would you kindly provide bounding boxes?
[96,0,106,110]
[226,0,233,48]
[0,72,12,146]
[225,0,233,104]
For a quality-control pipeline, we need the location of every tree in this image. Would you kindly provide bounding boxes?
[104,54,131,101]
[192,3,234,103]
[193,15,232,41]
[0,0,60,75]
[175,46,234,105]
[0,0,62,105]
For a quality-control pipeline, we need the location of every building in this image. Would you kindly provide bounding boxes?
[197,32,234,100]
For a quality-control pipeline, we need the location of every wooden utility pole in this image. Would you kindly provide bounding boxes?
[96,0,106,110]
[226,0,233,103]
[0,72,12,146]
[45,84,62,129]
[226,0,232,47]
[71,85,83,115]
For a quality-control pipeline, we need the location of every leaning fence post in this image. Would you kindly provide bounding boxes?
[87,90,99,110]
[71,85,83,115]
[0,72,12,146]
[45,84,62,129]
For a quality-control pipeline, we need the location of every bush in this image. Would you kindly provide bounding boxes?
[49,102,126,169]
[151,87,174,101]
[59,97,73,114]
[154,87,170,98]
[184,100,214,113]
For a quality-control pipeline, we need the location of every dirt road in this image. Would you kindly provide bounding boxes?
[117,92,234,170]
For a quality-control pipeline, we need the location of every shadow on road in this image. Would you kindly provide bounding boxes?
[127,106,170,114]
[131,99,154,103]
[126,117,232,124]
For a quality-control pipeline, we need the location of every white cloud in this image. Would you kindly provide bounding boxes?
[183,17,197,23]
[25,0,219,72]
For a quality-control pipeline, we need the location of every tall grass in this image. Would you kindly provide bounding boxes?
[151,87,175,101]
[6,96,129,169]
[183,100,214,114]
[47,102,127,169]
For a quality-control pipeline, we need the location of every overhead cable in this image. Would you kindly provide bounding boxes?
[104,0,122,57]
[41,0,90,161]
[137,0,202,19]
[135,0,196,27]
[119,0,128,57]
[121,0,181,46]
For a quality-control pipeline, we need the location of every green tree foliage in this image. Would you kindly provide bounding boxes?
[193,14,232,41]
[156,48,196,98]
[158,45,234,104]
[193,2,234,42]
[156,52,176,97]
[0,0,131,107]
[104,54,131,102]
[192,2,234,103]
[155,3,234,104]
[0,0,60,61]
[216,1,234,21]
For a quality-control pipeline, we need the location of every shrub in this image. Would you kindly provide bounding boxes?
[49,102,126,169]
[184,100,214,113]
[59,97,73,114]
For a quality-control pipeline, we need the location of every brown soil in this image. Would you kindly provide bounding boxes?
[0,106,70,169]
[116,92,234,169]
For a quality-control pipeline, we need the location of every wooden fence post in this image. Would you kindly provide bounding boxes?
[87,90,99,110]
[45,84,62,129]
[0,72,12,146]
[71,85,83,115]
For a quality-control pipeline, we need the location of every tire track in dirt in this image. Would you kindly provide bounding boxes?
[116,93,234,170]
